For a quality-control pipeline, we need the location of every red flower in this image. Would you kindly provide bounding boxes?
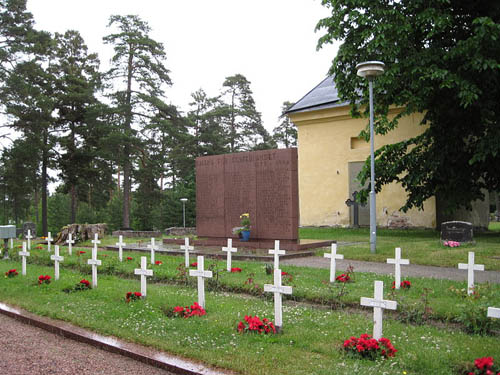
[237,315,276,334]
[343,334,396,359]
[190,262,198,267]
[231,267,242,273]
[155,260,163,265]
[172,302,206,318]
[127,257,133,261]
[281,271,289,276]
[134,292,142,297]
[125,291,141,302]
[38,275,51,285]
[80,279,90,287]
[475,357,494,370]
[336,273,350,283]
[5,269,18,277]
[78,251,86,255]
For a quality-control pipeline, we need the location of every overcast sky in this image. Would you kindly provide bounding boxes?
[27,0,340,133]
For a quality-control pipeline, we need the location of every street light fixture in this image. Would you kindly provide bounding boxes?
[180,198,188,228]
[356,61,385,254]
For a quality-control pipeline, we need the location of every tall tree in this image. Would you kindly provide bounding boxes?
[188,88,228,156]
[103,15,172,229]
[316,0,500,212]
[220,74,272,152]
[51,30,105,223]
[273,101,297,148]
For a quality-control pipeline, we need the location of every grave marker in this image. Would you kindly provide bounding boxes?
[47,232,53,252]
[116,235,125,262]
[458,251,484,295]
[26,229,33,251]
[324,243,343,283]
[189,255,212,309]
[488,307,500,319]
[148,238,157,265]
[181,237,194,268]
[387,247,410,289]
[264,268,292,331]
[487,307,500,319]
[222,238,237,271]
[18,241,30,276]
[87,239,102,288]
[9,238,13,249]
[66,233,75,256]
[269,240,286,270]
[134,256,153,297]
[441,221,473,243]
[50,245,64,280]
[360,280,397,340]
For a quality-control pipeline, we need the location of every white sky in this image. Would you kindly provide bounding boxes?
[26,0,340,133]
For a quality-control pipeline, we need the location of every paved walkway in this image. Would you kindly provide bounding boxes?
[282,256,500,284]
[0,313,176,375]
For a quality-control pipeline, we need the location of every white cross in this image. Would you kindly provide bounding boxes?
[324,243,344,283]
[66,233,75,256]
[50,245,64,281]
[387,247,410,289]
[87,240,102,288]
[181,237,194,268]
[360,280,397,340]
[222,238,237,271]
[189,256,212,309]
[91,233,101,253]
[116,235,125,262]
[268,240,286,270]
[264,269,293,330]
[18,241,30,276]
[9,237,13,249]
[26,229,33,250]
[488,307,500,319]
[148,238,157,265]
[134,256,153,297]
[458,251,484,295]
[46,232,53,252]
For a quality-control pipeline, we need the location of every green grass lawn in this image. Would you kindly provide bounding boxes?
[1,259,499,375]
[5,244,500,324]
[299,226,500,270]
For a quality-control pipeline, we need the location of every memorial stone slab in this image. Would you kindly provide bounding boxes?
[441,221,473,243]
[196,149,298,241]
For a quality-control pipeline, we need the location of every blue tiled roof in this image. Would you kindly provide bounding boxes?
[286,76,349,114]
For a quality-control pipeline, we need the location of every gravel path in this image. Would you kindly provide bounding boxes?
[0,313,175,375]
[282,256,500,283]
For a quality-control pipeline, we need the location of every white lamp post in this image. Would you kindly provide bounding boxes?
[180,198,188,228]
[356,61,385,254]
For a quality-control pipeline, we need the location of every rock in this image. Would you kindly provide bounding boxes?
[55,224,108,244]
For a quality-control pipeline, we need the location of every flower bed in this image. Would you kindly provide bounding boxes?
[171,302,206,318]
[125,291,142,302]
[343,334,397,359]
[460,356,499,375]
[237,315,276,334]
[38,275,51,285]
[5,269,18,278]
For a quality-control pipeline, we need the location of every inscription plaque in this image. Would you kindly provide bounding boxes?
[196,149,298,240]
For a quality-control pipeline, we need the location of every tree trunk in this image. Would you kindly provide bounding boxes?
[70,184,77,223]
[41,132,48,236]
[122,50,134,230]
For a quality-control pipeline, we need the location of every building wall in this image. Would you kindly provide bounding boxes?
[289,105,436,228]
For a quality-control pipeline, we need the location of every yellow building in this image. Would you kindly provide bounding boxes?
[286,76,437,229]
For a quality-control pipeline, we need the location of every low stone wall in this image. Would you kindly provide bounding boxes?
[112,230,162,238]
[164,227,196,236]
